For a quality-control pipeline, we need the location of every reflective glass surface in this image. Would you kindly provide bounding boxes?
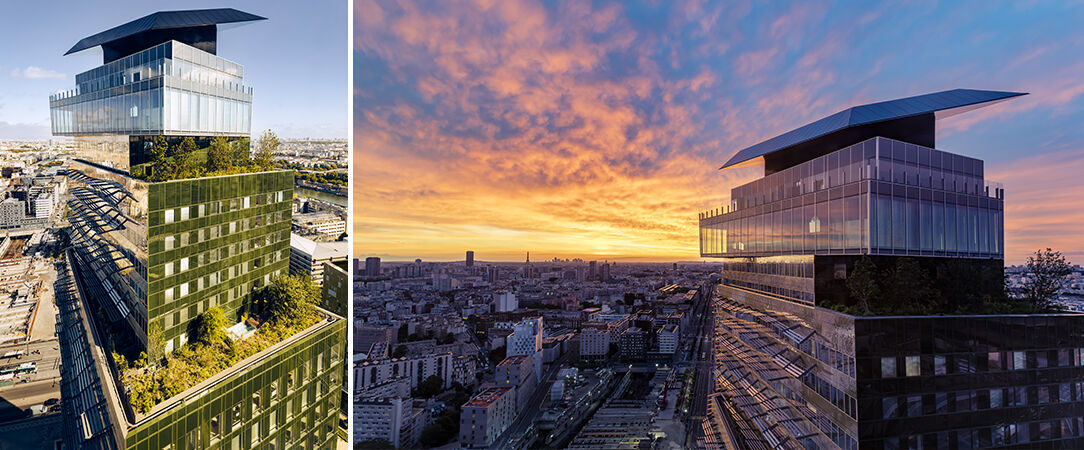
[50,40,252,137]
[700,137,1004,259]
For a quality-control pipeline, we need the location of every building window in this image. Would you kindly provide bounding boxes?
[905,356,920,377]
[934,355,947,375]
[881,357,896,378]
[165,236,175,251]
[164,262,174,277]
[165,209,174,223]
[180,257,189,272]
[1013,351,1026,370]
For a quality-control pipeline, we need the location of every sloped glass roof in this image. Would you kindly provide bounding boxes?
[66,8,266,55]
[721,88,1026,170]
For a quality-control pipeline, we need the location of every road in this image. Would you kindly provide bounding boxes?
[490,342,579,449]
[684,286,716,447]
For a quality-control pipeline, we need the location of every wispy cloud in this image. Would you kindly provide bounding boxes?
[9,66,65,80]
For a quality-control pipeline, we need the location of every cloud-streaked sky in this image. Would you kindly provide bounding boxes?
[0,1,347,140]
[354,0,1084,264]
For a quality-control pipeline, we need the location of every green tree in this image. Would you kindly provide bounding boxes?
[172,137,199,176]
[847,255,878,315]
[149,157,177,182]
[414,375,444,398]
[419,409,460,447]
[206,136,233,173]
[232,137,252,166]
[148,136,175,181]
[192,306,229,345]
[1022,248,1072,311]
[392,345,408,358]
[150,136,169,161]
[147,322,166,365]
[254,129,279,170]
[884,258,938,314]
[256,275,320,327]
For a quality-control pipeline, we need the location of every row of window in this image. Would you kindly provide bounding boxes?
[803,371,858,419]
[721,259,814,278]
[66,41,243,97]
[882,382,1084,420]
[882,417,1084,449]
[204,351,341,447]
[815,340,856,378]
[879,348,1084,378]
[161,192,288,225]
[161,252,284,307]
[723,278,815,304]
[870,194,1001,255]
[722,138,989,214]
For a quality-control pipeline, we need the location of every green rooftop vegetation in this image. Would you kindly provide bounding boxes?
[129,129,281,182]
[118,274,324,414]
[833,248,1073,316]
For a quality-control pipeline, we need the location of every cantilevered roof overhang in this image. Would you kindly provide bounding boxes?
[721,89,1026,172]
[66,8,266,63]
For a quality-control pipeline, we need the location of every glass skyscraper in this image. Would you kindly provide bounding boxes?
[699,89,1084,449]
[53,9,345,449]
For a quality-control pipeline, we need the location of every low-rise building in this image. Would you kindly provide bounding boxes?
[292,211,346,237]
[289,234,349,287]
[496,355,537,411]
[459,387,516,448]
[619,327,646,361]
[354,352,453,391]
[580,327,610,360]
[354,397,412,447]
[658,324,679,354]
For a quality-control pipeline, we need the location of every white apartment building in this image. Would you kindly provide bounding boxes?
[459,387,516,448]
[354,397,412,447]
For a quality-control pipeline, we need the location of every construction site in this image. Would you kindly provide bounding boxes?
[0,230,65,421]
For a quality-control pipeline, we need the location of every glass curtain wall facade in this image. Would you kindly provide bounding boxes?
[50,40,252,170]
[148,171,294,350]
[700,137,1004,259]
[855,315,1084,448]
[50,40,252,137]
[66,161,151,343]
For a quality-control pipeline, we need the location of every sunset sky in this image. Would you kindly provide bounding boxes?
[354,0,1084,264]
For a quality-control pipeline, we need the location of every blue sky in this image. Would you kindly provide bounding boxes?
[0,0,347,140]
[354,0,1084,263]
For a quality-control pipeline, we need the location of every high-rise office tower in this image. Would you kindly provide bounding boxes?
[466,250,474,267]
[364,256,381,278]
[52,9,345,449]
[699,89,1084,449]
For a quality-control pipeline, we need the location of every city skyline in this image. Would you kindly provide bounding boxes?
[0,1,347,140]
[354,0,1084,264]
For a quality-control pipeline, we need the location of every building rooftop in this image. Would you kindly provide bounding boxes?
[721,89,1026,172]
[464,387,513,408]
[290,234,349,260]
[497,355,530,367]
[67,8,266,60]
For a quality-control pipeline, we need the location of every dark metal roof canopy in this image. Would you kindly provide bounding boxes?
[721,89,1026,174]
[66,8,266,64]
